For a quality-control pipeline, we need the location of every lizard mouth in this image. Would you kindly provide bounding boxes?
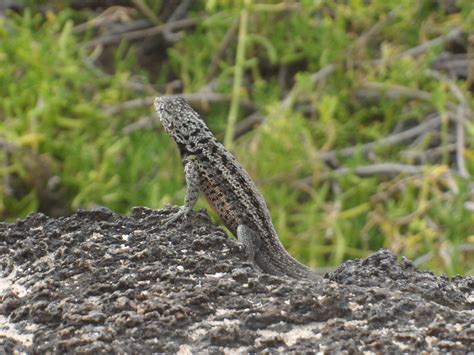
[154,97,173,130]
[154,97,166,115]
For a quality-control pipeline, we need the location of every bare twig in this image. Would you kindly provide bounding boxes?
[427,69,471,178]
[353,163,426,176]
[326,163,426,178]
[354,80,468,122]
[281,64,337,109]
[233,112,265,140]
[455,104,469,178]
[397,27,462,59]
[224,4,249,149]
[249,2,301,12]
[355,82,432,103]
[401,143,457,163]
[318,113,444,162]
[121,115,154,134]
[353,8,398,53]
[369,175,419,204]
[432,53,470,79]
[206,18,240,82]
[132,0,160,25]
[85,17,199,47]
[467,33,474,89]
[104,97,155,115]
[104,91,256,115]
[163,0,192,42]
[360,27,463,68]
[0,137,19,153]
[310,64,338,86]
[297,163,440,187]
[278,64,289,95]
[73,6,136,33]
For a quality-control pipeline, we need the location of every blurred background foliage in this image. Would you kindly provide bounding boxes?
[0,0,473,275]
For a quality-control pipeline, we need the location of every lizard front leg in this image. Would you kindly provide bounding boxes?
[162,155,200,227]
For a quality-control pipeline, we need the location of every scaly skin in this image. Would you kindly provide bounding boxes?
[154,96,317,279]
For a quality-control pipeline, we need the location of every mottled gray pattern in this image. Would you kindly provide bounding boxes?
[154,96,317,279]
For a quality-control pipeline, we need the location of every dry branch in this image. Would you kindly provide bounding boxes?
[206,18,240,82]
[233,112,265,139]
[104,91,256,115]
[427,69,471,178]
[85,17,199,47]
[397,27,462,59]
[162,0,192,42]
[331,163,426,177]
[401,143,457,163]
[317,113,445,162]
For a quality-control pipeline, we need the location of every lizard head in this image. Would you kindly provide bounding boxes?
[154,96,213,148]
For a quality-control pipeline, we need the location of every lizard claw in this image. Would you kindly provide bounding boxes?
[161,206,191,228]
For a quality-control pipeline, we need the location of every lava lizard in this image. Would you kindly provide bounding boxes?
[154,96,317,279]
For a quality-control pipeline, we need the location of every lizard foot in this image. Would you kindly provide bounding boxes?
[149,206,192,233]
[161,206,192,228]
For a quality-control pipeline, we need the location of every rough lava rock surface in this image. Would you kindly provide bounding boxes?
[0,207,473,353]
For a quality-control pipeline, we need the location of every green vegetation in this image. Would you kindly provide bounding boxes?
[1,1,473,275]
